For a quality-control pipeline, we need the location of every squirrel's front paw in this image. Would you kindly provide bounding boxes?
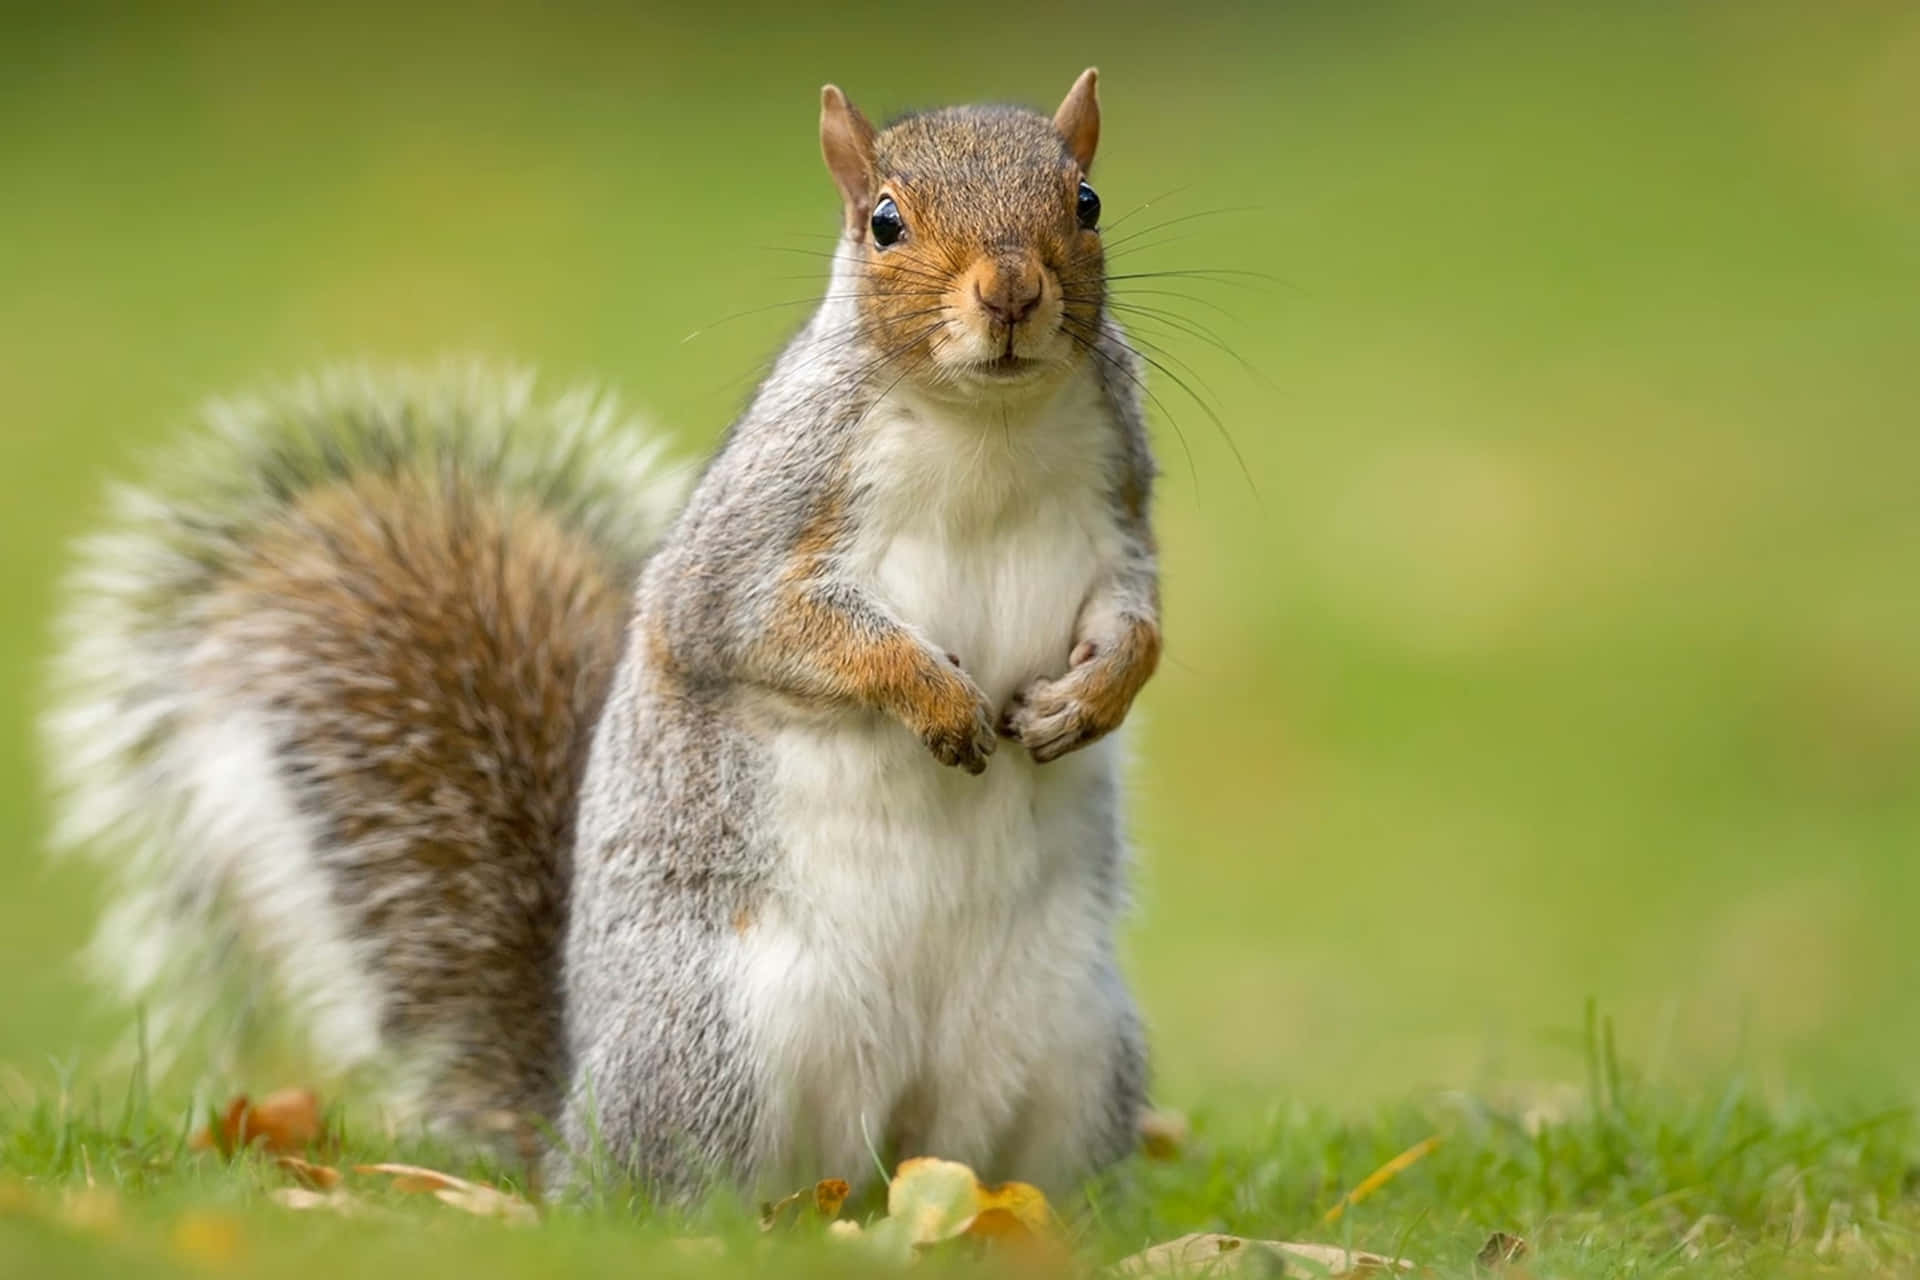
[1000,674,1099,763]
[912,653,997,775]
[1001,640,1143,763]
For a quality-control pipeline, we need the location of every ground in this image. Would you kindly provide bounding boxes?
[5,1020,1917,1276]
[3,2,1917,1276]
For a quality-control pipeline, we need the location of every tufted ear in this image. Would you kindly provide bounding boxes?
[820,85,879,232]
[1053,67,1100,172]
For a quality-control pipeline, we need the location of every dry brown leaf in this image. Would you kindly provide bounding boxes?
[1110,1233,1413,1278]
[274,1156,342,1190]
[191,1088,326,1156]
[1268,1242,1412,1276]
[814,1177,851,1220]
[354,1162,537,1225]
[269,1187,359,1215]
[762,1176,853,1231]
[1139,1108,1190,1161]
[760,1187,808,1231]
[433,1184,539,1227]
[1477,1232,1528,1267]
[352,1162,470,1194]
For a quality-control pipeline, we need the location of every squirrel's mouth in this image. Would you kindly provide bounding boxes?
[972,353,1043,379]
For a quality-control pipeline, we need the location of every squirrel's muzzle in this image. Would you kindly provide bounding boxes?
[972,256,1045,330]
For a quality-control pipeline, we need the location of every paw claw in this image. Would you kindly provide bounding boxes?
[918,662,997,774]
[1003,673,1098,763]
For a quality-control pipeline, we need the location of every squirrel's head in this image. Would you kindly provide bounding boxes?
[820,70,1106,395]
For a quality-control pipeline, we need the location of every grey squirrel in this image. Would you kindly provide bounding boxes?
[44,69,1161,1199]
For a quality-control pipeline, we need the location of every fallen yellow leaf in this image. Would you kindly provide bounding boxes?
[1110,1234,1413,1278]
[433,1184,539,1227]
[761,1177,853,1231]
[888,1157,987,1246]
[352,1162,467,1194]
[972,1178,1054,1235]
[864,1156,1067,1264]
[1322,1135,1441,1225]
[354,1162,538,1225]
[814,1177,851,1220]
[269,1187,359,1215]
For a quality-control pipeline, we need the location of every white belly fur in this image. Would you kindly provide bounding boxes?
[738,371,1131,1187]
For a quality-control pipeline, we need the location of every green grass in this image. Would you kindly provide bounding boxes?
[4,1011,1916,1277]
[4,0,1919,1274]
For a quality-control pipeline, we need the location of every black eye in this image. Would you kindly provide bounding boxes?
[870,195,905,247]
[1076,180,1101,230]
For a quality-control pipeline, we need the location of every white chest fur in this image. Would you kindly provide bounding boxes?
[737,368,1132,1188]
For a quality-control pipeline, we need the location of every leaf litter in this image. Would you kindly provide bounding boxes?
[197,1086,1421,1270]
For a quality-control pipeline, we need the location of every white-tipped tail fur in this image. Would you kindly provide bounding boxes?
[42,363,686,1099]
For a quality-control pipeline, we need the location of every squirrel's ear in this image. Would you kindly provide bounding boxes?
[1053,67,1100,171]
[820,85,878,232]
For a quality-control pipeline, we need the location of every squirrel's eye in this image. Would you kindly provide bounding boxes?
[870,196,905,247]
[1076,181,1101,230]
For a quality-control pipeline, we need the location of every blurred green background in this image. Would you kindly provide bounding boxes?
[3,1,1916,1116]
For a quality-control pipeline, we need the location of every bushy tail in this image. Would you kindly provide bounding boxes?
[42,364,686,1130]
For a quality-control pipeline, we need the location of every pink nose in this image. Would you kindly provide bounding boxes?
[974,264,1043,328]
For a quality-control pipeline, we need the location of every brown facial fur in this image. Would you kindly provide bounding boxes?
[852,104,1106,382]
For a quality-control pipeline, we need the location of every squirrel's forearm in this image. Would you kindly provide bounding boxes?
[1073,561,1162,710]
[745,577,998,772]
[1003,537,1162,764]
[651,552,992,764]
[755,579,954,719]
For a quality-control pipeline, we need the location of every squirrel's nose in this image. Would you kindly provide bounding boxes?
[973,262,1044,328]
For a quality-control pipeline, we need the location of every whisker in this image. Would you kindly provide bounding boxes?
[1105,286,1243,323]
[1104,268,1280,290]
[1070,296,1267,382]
[1096,184,1193,234]
[758,244,956,291]
[1098,205,1263,254]
[768,273,948,293]
[850,331,949,434]
[683,295,945,343]
[1099,303,1277,393]
[1057,318,1198,499]
[1100,229,1210,262]
[1091,323,1228,416]
[695,307,950,405]
[1086,320,1261,506]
